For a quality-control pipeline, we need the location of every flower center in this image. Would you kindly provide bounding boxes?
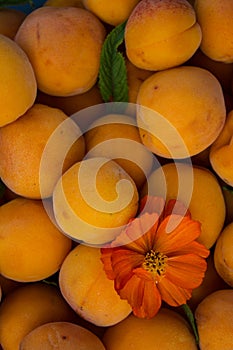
[143,250,167,276]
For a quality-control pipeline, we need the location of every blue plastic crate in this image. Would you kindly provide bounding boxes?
[8,0,46,14]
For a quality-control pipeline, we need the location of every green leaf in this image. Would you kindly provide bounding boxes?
[182,304,199,345]
[0,0,33,7]
[98,21,128,103]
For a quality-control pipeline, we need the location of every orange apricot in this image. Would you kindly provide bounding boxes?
[0,103,85,199]
[142,162,226,248]
[0,282,78,350]
[195,0,233,63]
[195,289,233,350]
[103,308,198,349]
[214,222,233,287]
[0,9,26,39]
[82,0,140,26]
[85,114,154,189]
[53,158,139,245]
[209,110,233,187]
[0,197,71,282]
[125,0,201,71]
[15,6,106,96]
[20,322,105,350]
[136,66,226,159]
[0,34,36,127]
[59,244,132,326]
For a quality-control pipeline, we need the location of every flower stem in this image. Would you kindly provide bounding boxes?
[181,304,199,346]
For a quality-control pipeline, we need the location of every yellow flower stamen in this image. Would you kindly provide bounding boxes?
[143,250,167,277]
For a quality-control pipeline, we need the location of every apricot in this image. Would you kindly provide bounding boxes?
[0,34,36,127]
[20,322,105,350]
[195,289,233,350]
[15,6,106,96]
[136,66,226,158]
[142,162,226,248]
[214,222,233,287]
[187,49,233,93]
[103,308,198,349]
[0,197,71,282]
[85,114,154,189]
[36,84,103,118]
[188,254,228,311]
[209,110,233,186]
[0,9,26,39]
[82,0,140,26]
[195,0,233,63]
[53,157,139,245]
[59,244,132,327]
[0,282,78,350]
[0,103,85,199]
[125,0,201,71]
[0,275,22,297]
[126,59,154,104]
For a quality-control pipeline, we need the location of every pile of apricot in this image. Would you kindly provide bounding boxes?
[0,1,233,349]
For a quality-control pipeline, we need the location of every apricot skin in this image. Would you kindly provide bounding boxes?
[59,245,132,327]
[209,110,233,187]
[125,0,201,71]
[195,0,233,63]
[15,7,106,96]
[195,290,233,350]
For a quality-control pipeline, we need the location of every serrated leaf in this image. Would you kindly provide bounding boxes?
[182,304,199,345]
[98,21,128,103]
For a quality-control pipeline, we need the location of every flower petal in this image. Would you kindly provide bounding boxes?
[119,273,162,319]
[165,254,208,289]
[140,195,165,216]
[164,199,191,219]
[170,240,209,258]
[155,215,202,254]
[157,277,192,306]
[100,247,115,279]
[110,249,144,290]
[112,212,159,252]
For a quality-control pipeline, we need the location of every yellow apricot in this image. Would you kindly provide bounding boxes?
[209,110,233,186]
[44,0,84,7]
[0,9,26,39]
[126,59,154,104]
[36,84,103,118]
[188,254,228,311]
[195,0,233,63]
[53,157,139,245]
[82,0,140,26]
[85,114,154,189]
[0,103,85,199]
[187,49,233,93]
[0,197,72,282]
[15,7,106,96]
[20,322,105,350]
[142,162,226,249]
[125,0,201,71]
[195,289,233,350]
[136,66,226,158]
[0,283,79,350]
[214,222,233,287]
[0,275,22,297]
[0,34,37,127]
[59,244,132,327]
[103,308,198,350]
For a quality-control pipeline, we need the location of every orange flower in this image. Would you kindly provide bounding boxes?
[101,196,209,319]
